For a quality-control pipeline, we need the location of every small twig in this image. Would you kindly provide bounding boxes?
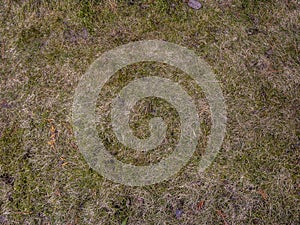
[11,211,32,215]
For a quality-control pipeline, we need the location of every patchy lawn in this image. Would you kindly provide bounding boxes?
[0,0,299,224]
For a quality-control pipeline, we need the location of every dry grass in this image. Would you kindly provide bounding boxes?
[0,0,299,224]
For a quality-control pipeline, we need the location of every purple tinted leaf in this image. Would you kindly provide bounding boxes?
[188,0,202,10]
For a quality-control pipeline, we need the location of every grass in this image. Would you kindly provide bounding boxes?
[0,0,299,224]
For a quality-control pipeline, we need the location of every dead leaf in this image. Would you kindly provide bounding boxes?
[50,125,56,139]
[47,140,55,148]
[48,123,57,151]
[197,200,205,210]
[62,162,68,167]
[258,189,268,200]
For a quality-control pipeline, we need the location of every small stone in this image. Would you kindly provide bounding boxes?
[175,209,183,219]
[0,100,10,108]
[188,0,202,10]
[0,215,8,223]
[265,48,273,57]
[82,27,89,40]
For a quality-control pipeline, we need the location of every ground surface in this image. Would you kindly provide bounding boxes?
[0,0,299,224]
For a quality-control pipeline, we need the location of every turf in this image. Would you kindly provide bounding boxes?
[0,0,299,224]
